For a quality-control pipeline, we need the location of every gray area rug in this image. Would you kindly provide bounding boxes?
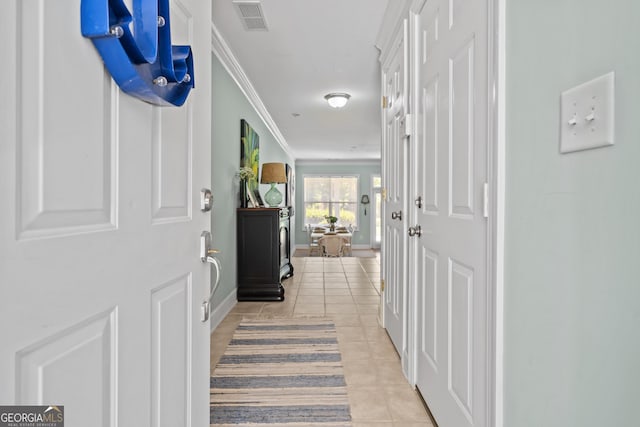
[210,318,352,426]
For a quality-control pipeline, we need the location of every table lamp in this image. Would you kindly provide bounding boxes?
[260,162,287,207]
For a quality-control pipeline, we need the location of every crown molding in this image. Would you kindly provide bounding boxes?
[210,23,295,160]
[375,0,412,58]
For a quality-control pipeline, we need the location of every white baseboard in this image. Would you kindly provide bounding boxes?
[209,290,237,332]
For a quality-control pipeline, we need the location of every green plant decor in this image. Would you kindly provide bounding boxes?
[237,167,256,207]
[324,215,338,224]
[325,215,338,231]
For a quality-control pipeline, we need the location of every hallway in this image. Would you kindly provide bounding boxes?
[211,255,433,426]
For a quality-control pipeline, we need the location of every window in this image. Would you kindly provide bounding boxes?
[303,175,359,228]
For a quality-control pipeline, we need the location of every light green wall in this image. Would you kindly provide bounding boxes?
[294,162,381,246]
[504,2,640,426]
[210,55,294,307]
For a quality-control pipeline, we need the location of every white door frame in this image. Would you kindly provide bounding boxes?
[402,0,505,425]
[370,174,382,249]
[490,1,506,425]
[380,18,410,372]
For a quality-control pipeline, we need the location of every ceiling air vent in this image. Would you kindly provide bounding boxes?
[232,0,268,31]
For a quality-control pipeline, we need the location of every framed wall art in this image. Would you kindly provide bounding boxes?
[240,119,263,207]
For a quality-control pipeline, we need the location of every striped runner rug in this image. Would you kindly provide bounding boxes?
[210,318,352,426]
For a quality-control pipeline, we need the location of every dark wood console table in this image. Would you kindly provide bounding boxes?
[236,208,293,301]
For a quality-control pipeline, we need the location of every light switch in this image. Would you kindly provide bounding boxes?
[560,71,615,153]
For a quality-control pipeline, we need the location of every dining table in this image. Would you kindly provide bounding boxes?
[310,228,353,256]
[310,229,353,240]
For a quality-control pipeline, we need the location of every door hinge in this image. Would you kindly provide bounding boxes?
[381,187,387,201]
[381,279,385,292]
[483,182,489,218]
[382,96,389,109]
[415,196,423,209]
[402,114,413,137]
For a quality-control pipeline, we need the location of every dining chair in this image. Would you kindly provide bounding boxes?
[336,229,352,256]
[318,235,346,257]
[307,224,321,256]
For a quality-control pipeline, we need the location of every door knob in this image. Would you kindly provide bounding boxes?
[408,225,422,237]
[391,211,402,221]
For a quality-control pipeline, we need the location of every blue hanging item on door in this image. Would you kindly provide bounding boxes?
[81,0,194,107]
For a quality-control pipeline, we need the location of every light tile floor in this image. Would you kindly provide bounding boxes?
[211,254,434,427]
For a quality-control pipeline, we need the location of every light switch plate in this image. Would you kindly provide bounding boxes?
[560,72,615,153]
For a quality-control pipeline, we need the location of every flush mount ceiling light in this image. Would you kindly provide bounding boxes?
[324,93,351,108]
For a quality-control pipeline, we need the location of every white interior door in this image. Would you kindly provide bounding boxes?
[0,1,211,426]
[412,1,489,426]
[381,21,408,362]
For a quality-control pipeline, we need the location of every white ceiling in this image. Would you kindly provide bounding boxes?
[212,0,389,160]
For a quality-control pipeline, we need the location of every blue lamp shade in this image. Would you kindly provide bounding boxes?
[260,163,287,207]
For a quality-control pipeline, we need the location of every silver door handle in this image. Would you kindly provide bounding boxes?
[200,231,221,261]
[391,211,402,221]
[408,225,422,237]
[201,254,221,323]
[200,230,222,322]
[206,255,221,300]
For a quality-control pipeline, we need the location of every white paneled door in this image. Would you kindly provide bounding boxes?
[412,0,489,426]
[381,21,409,363]
[0,1,211,426]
